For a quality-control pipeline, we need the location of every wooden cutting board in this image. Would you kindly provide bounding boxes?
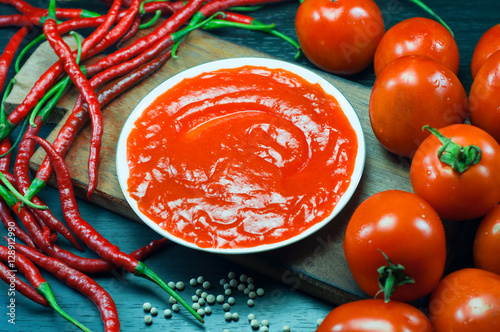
[6,29,465,306]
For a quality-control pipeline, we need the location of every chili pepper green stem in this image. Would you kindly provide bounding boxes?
[375,250,415,303]
[424,125,482,174]
[139,10,162,29]
[0,174,47,210]
[48,0,57,20]
[0,119,28,159]
[1,79,16,125]
[37,282,92,332]
[140,0,166,14]
[0,184,17,207]
[80,9,101,18]
[171,12,226,58]
[29,76,69,127]
[29,32,81,126]
[408,0,454,37]
[15,35,46,73]
[135,261,205,323]
[228,4,265,11]
[252,19,301,59]
[23,178,46,202]
[202,19,275,31]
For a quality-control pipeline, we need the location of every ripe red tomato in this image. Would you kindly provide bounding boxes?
[373,17,459,76]
[471,24,500,79]
[295,0,384,75]
[429,268,500,332]
[473,204,500,275]
[469,50,500,143]
[317,299,433,332]
[369,55,467,157]
[343,190,446,302]
[410,124,500,221]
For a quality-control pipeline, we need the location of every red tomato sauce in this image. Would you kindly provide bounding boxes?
[126,65,358,249]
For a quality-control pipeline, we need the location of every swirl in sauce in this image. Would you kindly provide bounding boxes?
[126,65,358,249]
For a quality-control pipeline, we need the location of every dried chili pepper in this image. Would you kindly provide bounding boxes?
[0,26,28,92]
[10,243,118,332]
[0,245,91,331]
[28,135,204,323]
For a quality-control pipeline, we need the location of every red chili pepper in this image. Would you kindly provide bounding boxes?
[13,115,83,251]
[85,0,203,77]
[26,50,172,199]
[0,261,48,306]
[11,243,117,332]
[195,0,288,23]
[142,1,177,15]
[0,139,11,174]
[56,9,139,35]
[28,135,203,322]
[87,0,139,58]
[0,199,36,248]
[30,208,58,245]
[117,12,141,48]
[43,2,104,200]
[0,14,37,28]
[35,0,121,200]
[222,11,254,24]
[0,0,121,141]
[0,0,39,15]
[0,27,28,92]
[0,137,36,248]
[1,0,100,19]
[0,244,91,331]
[78,0,122,58]
[0,179,166,275]
[0,0,199,142]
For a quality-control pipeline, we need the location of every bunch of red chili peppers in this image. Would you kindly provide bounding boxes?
[0,0,297,330]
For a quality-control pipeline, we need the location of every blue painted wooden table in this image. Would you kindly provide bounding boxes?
[1,0,499,331]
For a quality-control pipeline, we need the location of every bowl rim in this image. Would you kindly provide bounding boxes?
[116,57,366,254]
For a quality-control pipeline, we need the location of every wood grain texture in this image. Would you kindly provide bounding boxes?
[15,29,463,306]
[4,34,81,123]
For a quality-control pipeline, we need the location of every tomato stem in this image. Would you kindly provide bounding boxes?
[407,0,454,37]
[424,125,482,175]
[376,251,415,303]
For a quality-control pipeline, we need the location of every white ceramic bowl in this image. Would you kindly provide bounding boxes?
[116,57,365,254]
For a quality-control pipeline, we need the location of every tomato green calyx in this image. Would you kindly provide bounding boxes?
[376,251,415,303]
[424,125,482,175]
